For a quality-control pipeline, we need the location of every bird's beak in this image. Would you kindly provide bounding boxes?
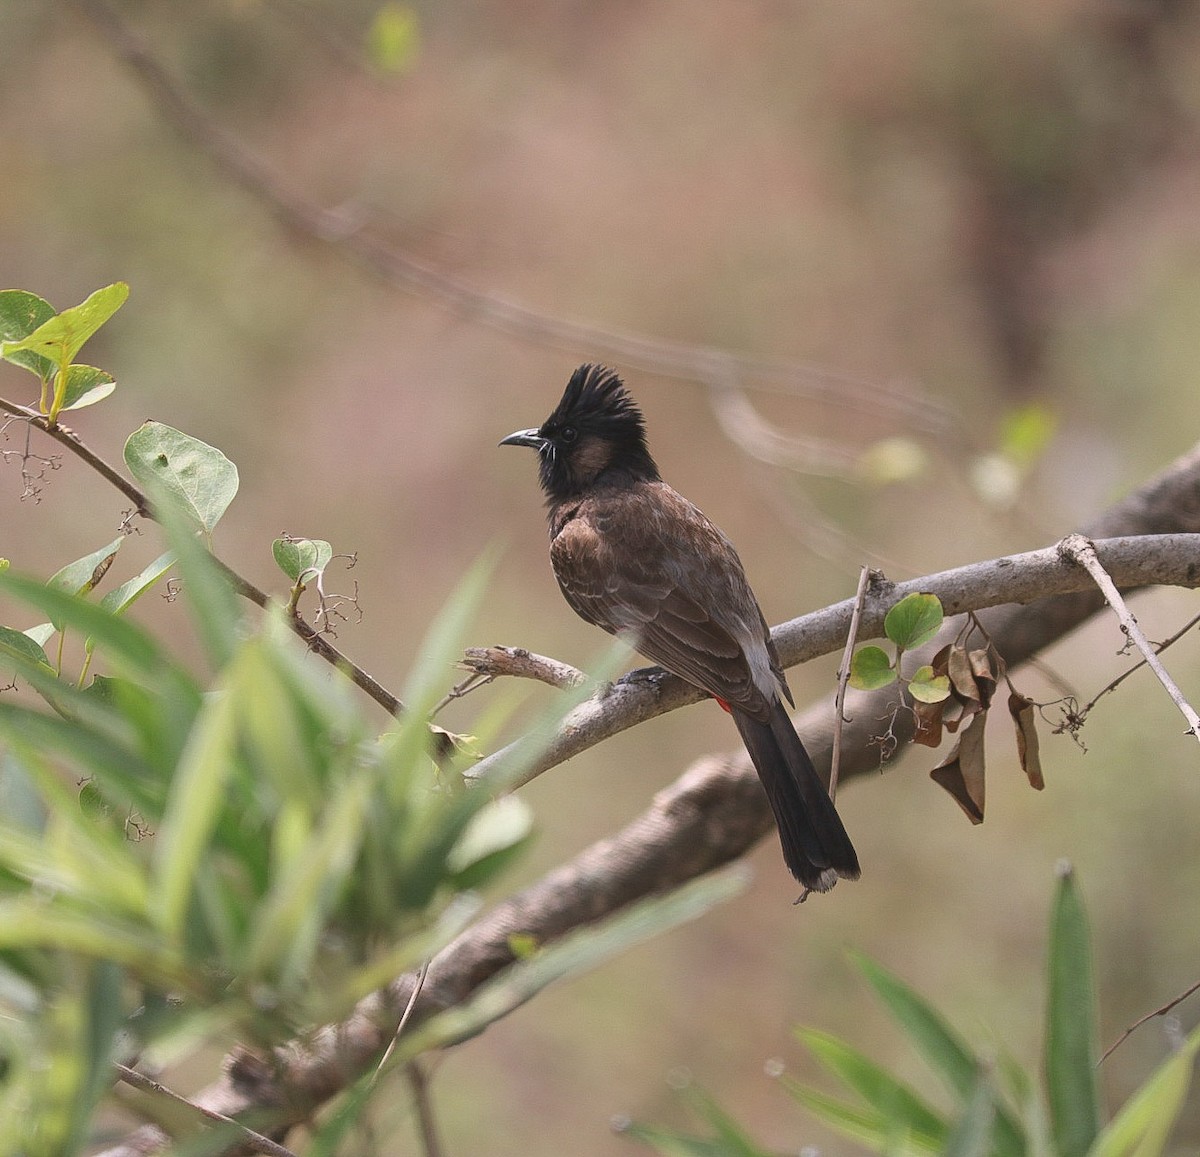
[499,428,546,450]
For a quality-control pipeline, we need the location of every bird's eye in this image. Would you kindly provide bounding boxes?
[559,426,578,444]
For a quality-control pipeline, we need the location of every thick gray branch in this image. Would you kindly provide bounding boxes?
[98,441,1200,1155]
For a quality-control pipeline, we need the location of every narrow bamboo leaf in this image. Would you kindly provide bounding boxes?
[1045,865,1101,1157]
[852,952,1026,1157]
[795,1027,946,1137]
[99,551,176,616]
[65,960,126,1155]
[782,1078,942,1154]
[447,794,534,888]
[402,867,748,1054]
[246,768,374,990]
[884,592,944,650]
[124,422,239,536]
[48,536,124,597]
[610,1120,725,1157]
[681,1085,777,1156]
[58,364,115,411]
[0,900,189,987]
[0,289,56,378]
[8,579,156,670]
[944,1072,996,1157]
[0,282,128,367]
[152,675,241,941]
[1090,1024,1200,1157]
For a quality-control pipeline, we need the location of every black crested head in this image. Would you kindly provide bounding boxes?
[502,364,660,502]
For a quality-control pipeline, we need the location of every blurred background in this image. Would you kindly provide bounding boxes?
[3,0,1200,1152]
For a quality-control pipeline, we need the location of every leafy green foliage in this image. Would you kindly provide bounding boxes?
[0,284,127,424]
[0,524,539,1149]
[848,593,949,703]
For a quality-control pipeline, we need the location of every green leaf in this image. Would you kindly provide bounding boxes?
[447,794,534,889]
[403,867,749,1054]
[851,953,1025,1157]
[0,289,56,378]
[123,422,239,536]
[1000,403,1056,469]
[0,282,128,368]
[152,674,241,941]
[48,537,125,598]
[795,1027,947,1139]
[272,537,333,583]
[367,2,420,72]
[0,626,53,673]
[1090,1023,1200,1157]
[99,551,175,616]
[884,593,944,651]
[782,1078,940,1156]
[944,1072,996,1157]
[1045,864,1101,1157]
[58,364,115,411]
[849,645,896,691]
[24,623,56,647]
[909,664,951,704]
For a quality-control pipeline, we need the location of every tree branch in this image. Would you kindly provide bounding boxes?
[94,439,1200,1155]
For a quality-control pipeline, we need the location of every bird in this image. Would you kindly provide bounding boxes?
[500,364,860,893]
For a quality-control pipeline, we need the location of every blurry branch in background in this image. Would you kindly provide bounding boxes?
[69,0,949,438]
[95,440,1200,1156]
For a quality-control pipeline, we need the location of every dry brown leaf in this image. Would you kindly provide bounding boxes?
[930,708,988,823]
[1008,689,1045,790]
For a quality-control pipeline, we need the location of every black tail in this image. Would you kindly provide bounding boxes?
[731,701,860,892]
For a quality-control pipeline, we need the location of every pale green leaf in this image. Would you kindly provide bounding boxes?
[0,289,56,378]
[849,645,896,691]
[48,537,124,598]
[124,422,239,535]
[0,282,128,367]
[272,537,334,583]
[884,593,944,651]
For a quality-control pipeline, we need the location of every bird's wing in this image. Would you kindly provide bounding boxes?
[549,484,778,714]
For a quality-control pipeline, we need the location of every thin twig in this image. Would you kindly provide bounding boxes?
[830,565,874,799]
[1077,607,1200,722]
[1058,533,1200,741]
[371,958,431,1085]
[113,1063,298,1157]
[1100,976,1200,1063]
[407,1059,444,1157]
[0,396,406,718]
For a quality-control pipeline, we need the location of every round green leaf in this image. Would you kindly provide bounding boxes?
[849,645,897,691]
[59,364,115,411]
[124,422,239,535]
[0,289,56,378]
[273,538,334,583]
[908,665,951,704]
[884,592,944,651]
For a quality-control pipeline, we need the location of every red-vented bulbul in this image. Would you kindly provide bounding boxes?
[501,364,860,892]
